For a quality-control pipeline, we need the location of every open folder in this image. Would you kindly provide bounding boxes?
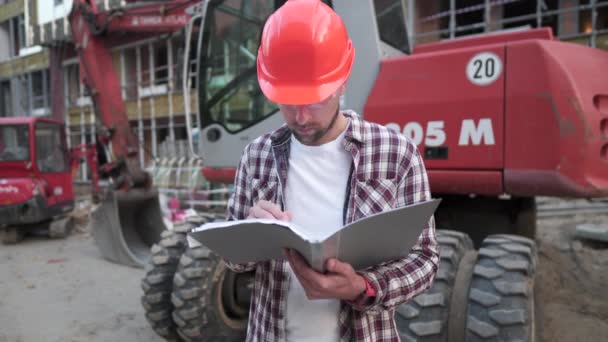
[189,199,441,272]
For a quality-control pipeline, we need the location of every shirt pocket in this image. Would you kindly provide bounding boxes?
[250,178,279,204]
[353,178,399,219]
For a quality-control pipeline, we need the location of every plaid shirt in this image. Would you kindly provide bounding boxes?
[226,111,439,341]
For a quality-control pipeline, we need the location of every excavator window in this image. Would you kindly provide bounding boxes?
[198,0,332,134]
[0,124,29,162]
[35,122,68,173]
[373,0,410,53]
[198,0,276,133]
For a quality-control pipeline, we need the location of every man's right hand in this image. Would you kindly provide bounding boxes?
[247,200,292,221]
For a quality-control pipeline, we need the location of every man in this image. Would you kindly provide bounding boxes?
[226,0,439,340]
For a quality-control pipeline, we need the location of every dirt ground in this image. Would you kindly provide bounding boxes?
[0,227,163,342]
[1,202,607,342]
[535,213,608,342]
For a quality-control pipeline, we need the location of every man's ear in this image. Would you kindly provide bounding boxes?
[339,83,347,96]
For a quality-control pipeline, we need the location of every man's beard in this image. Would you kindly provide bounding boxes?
[291,106,341,145]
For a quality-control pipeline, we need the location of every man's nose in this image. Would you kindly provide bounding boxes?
[295,106,311,125]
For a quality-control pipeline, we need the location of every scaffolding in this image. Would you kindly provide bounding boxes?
[408,0,608,48]
[63,28,230,211]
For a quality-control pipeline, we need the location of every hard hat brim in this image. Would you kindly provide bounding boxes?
[258,76,346,105]
[257,49,355,105]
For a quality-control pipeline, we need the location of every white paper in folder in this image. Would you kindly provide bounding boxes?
[189,199,441,272]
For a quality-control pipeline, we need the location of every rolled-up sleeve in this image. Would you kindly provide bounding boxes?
[352,142,439,312]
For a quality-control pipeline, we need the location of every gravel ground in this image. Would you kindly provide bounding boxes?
[0,200,607,342]
[0,230,162,342]
[536,213,608,342]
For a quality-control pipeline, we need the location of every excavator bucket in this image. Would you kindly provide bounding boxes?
[90,188,166,268]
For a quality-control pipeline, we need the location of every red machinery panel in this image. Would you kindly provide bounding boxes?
[365,28,608,197]
[365,43,506,194]
[365,45,505,170]
[0,178,39,206]
[504,39,608,197]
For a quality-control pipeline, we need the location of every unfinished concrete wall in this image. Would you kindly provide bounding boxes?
[0,21,9,62]
[10,76,25,116]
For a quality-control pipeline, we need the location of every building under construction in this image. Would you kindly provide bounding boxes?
[1,2,608,341]
[1,0,607,186]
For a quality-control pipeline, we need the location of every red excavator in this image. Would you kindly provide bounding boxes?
[0,116,97,243]
[63,0,608,341]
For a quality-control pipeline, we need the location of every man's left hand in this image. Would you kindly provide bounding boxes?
[285,248,367,301]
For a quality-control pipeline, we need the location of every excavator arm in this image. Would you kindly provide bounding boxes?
[67,0,202,267]
[69,0,200,190]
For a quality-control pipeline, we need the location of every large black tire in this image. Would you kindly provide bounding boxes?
[171,246,253,342]
[141,223,192,341]
[466,234,537,341]
[396,230,474,341]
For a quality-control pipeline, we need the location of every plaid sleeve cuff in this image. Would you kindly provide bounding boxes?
[347,273,382,312]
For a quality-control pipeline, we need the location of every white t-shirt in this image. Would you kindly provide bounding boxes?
[284,125,352,342]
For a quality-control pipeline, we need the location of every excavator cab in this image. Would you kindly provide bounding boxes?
[185,0,346,172]
[185,0,405,175]
[0,117,74,243]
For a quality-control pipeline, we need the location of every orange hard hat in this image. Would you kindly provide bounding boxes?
[257,0,355,105]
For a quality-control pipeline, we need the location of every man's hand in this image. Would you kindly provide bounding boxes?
[285,248,367,301]
[247,200,292,221]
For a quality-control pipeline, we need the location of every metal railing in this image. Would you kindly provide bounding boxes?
[411,0,608,48]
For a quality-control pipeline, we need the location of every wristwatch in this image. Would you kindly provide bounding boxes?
[353,278,376,306]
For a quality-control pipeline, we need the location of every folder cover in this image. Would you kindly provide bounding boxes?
[189,199,441,272]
